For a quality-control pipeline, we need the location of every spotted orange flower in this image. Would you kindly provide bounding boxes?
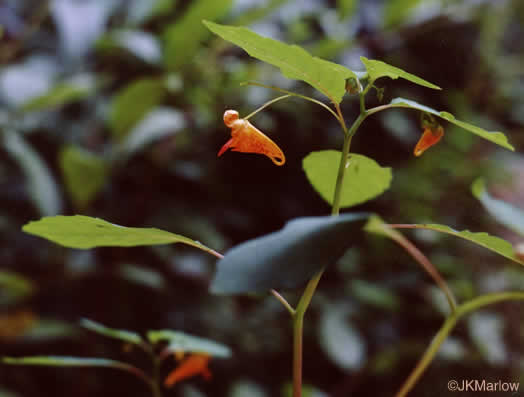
[413,125,444,156]
[218,110,285,165]
[164,353,211,388]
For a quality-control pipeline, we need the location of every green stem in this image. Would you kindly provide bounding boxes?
[291,96,366,397]
[395,291,524,397]
[150,355,163,397]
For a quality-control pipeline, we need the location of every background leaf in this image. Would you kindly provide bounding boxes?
[303,151,392,208]
[22,215,219,255]
[204,21,357,103]
[360,57,440,90]
[1,356,134,370]
[382,0,422,28]
[59,146,108,209]
[3,130,62,216]
[164,0,233,70]
[389,98,514,150]
[80,319,143,345]
[108,78,166,140]
[122,107,185,156]
[21,81,94,112]
[337,0,358,20]
[472,178,524,236]
[210,213,369,294]
[147,330,231,358]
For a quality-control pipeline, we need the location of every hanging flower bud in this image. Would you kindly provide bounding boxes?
[218,110,285,166]
[414,125,444,157]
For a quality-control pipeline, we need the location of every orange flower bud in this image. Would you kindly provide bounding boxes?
[414,125,444,156]
[218,110,285,165]
[164,354,211,388]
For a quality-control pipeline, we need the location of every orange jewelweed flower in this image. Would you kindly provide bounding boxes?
[164,353,211,388]
[218,110,285,165]
[413,125,444,156]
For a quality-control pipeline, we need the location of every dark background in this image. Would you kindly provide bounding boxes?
[1,0,524,396]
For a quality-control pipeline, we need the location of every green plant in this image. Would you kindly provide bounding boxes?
[4,21,524,397]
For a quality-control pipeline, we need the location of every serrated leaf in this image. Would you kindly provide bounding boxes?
[472,178,524,236]
[1,356,131,370]
[147,330,231,358]
[211,213,369,294]
[80,319,142,345]
[109,78,166,140]
[204,21,357,104]
[22,215,220,256]
[21,82,93,112]
[164,0,233,70]
[59,146,108,209]
[389,98,514,151]
[3,130,62,216]
[360,57,440,90]
[387,223,524,265]
[303,151,392,208]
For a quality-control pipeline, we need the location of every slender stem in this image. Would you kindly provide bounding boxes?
[243,94,292,120]
[150,356,163,397]
[292,315,304,397]
[241,81,341,122]
[271,289,295,316]
[291,95,366,397]
[395,291,524,397]
[394,315,457,397]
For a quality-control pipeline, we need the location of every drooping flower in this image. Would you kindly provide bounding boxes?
[164,353,211,388]
[218,110,285,165]
[413,125,444,156]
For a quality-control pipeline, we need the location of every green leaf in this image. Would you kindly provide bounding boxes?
[164,0,233,70]
[204,21,357,104]
[388,223,524,266]
[147,330,231,358]
[21,82,93,112]
[1,356,132,370]
[303,151,392,208]
[360,57,440,90]
[80,319,143,345]
[472,178,524,236]
[337,0,358,19]
[211,213,369,294]
[22,215,220,256]
[59,146,108,209]
[109,78,166,140]
[389,98,514,151]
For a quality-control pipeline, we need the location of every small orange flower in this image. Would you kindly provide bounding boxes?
[218,110,285,165]
[413,125,444,156]
[164,353,211,388]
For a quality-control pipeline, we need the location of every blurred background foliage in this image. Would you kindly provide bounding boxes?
[1,0,524,396]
